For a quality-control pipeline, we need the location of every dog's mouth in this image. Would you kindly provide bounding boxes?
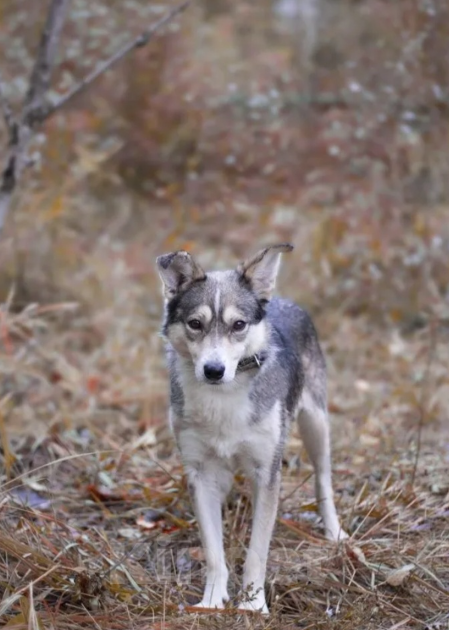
[201,376,234,387]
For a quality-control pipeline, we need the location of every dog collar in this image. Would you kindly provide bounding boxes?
[237,352,267,373]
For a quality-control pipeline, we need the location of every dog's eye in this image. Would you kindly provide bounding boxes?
[187,319,202,331]
[232,320,247,332]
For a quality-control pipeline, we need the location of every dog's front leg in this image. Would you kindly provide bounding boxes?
[187,466,230,609]
[239,470,280,614]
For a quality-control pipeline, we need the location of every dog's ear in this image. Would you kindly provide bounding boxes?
[156,251,206,299]
[237,243,293,301]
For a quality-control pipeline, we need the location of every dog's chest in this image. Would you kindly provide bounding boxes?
[180,386,279,461]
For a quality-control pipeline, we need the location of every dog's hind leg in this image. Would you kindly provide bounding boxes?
[297,390,347,541]
[187,462,233,609]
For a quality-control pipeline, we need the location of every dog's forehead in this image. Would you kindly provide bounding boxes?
[207,270,240,302]
[199,270,248,311]
[178,269,256,317]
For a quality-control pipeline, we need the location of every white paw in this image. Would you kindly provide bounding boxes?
[237,594,269,615]
[326,527,349,542]
[193,594,229,610]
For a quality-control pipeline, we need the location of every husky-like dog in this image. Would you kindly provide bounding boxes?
[156,244,346,614]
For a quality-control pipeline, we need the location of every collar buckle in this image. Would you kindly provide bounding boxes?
[237,352,266,373]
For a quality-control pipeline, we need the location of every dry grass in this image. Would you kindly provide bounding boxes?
[1,205,449,629]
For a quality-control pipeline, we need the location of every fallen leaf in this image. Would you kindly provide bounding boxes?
[360,433,380,447]
[136,509,164,530]
[355,379,371,392]
[347,545,367,565]
[386,564,415,587]
[118,528,142,540]
[86,484,120,502]
[132,428,157,449]
[9,488,51,510]
[3,611,27,628]
[86,374,103,394]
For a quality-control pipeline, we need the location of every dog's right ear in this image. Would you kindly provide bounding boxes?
[156,251,206,299]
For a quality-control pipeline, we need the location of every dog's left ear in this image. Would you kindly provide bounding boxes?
[156,251,206,299]
[237,243,293,301]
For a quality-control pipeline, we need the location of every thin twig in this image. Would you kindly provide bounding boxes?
[40,0,192,122]
[411,320,438,486]
[24,0,70,124]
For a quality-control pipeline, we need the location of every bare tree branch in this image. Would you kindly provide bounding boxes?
[1,0,70,230]
[0,73,15,137]
[24,0,70,125]
[41,0,192,122]
[0,0,70,232]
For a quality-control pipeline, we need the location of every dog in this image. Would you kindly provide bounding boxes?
[156,243,347,614]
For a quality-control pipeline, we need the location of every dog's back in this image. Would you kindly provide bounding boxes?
[266,297,327,413]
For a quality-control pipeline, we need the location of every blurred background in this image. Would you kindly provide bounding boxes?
[1,0,449,295]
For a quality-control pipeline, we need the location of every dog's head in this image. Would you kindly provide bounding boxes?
[156,244,293,385]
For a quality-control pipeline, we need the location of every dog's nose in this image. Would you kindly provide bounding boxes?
[204,362,225,382]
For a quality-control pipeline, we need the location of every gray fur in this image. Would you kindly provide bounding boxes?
[167,349,184,417]
[157,244,346,614]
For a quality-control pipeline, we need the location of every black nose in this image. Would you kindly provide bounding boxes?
[204,362,225,382]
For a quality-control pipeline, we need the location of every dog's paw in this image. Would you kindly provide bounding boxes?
[237,595,269,615]
[237,601,270,615]
[192,593,229,611]
[326,527,349,542]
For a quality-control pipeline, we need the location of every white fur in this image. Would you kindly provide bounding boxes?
[244,321,267,356]
[176,362,281,462]
[214,287,221,319]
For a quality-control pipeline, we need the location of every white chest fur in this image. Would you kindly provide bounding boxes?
[175,379,282,466]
